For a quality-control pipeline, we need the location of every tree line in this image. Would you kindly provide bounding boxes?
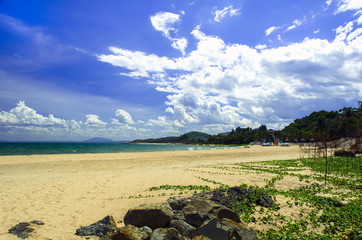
[206,103,362,145]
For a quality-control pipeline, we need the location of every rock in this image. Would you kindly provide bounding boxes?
[193,218,258,240]
[150,228,185,240]
[172,210,186,221]
[220,218,258,240]
[168,198,190,210]
[193,218,229,240]
[194,186,274,210]
[75,215,117,237]
[256,195,274,208]
[214,206,241,223]
[182,199,215,227]
[8,222,34,239]
[318,197,344,208]
[103,225,152,240]
[30,220,44,225]
[170,220,196,238]
[124,203,174,229]
[8,220,45,239]
[191,236,211,240]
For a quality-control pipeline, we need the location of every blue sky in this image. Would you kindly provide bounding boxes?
[0,0,361,141]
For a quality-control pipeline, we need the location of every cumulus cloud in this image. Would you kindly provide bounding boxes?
[84,114,107,127]
[214,5,241,22]
[335,0,362,13]
[0,101,68,127]
[0,101,152,141]
[113,109,134,125]
[99,17,362,132]
[150,11,188,55]
[150,11,181,38]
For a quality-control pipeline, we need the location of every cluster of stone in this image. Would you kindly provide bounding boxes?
[8,220,44,239]
[76,186,274,239]
[103,199,257,240]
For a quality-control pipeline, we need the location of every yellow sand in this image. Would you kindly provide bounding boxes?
[0,145,300,240]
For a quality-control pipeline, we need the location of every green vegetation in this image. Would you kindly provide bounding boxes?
[130,104,361,147]
[131,131,210,144]
[229,157,362,239]
[207,105,362,146]
[148,184,211,192]
[115,154,361,239]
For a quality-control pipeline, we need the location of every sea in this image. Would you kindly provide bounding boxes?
[0,142,228,156]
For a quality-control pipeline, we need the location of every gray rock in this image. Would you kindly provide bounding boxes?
[170,220,196,238]
[103,225,152,240]
[220,218,258,240]
[30,220,44,225]
[193,187,274,211]
[172,210,186,221]
[124,203,174,229]
[8,220,45,239]
[168,198,190,210]
[75,215,117,237]
[193,218,229,240]
[256,195,273,208]
[150,228,185,240]
[182,199,215,227]
[191,236,211,240]
[214,207,241,223]
[193,218,258,240]
[8,222,34,239]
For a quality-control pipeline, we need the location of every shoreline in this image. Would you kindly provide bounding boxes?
[0,145,300,239]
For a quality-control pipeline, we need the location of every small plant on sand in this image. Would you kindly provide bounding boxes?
[149,184,211,192]
[230,157,361,239]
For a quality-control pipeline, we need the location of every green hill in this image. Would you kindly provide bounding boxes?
[131,131,210,144]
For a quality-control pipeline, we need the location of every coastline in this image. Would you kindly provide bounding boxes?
[0,145,300,239]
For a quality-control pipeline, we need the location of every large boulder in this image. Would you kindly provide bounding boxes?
[194,186,274,210]
[150,228,185,240]
[170,220,196,239]
[193,218,258,240]
[214,206,241,223]
[75,215,117,238]
[103,225,152,240]
[182,199,215,227]
[124,203,174,229]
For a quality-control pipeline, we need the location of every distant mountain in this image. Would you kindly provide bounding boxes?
[83,137,114,143]
[131,131,210,144]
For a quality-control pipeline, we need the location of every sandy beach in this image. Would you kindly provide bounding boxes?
[0,145,301,239]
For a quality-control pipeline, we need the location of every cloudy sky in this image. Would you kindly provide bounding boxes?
[0,0,361,141]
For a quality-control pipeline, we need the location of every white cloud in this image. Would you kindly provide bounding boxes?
[335,0,362,13]
[99,20,362,132]
[265,26,279,36]
[0,101,68,128]
[113,109,134,125]
[146,116,170,127]
[150,11,181,38]
[286,18,305,32]
[0,101,150,141]
[214,5,241,22]
[150,11,188,55]
[84,114,107,127]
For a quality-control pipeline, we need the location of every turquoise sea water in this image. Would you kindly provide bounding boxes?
[0,142,226,155]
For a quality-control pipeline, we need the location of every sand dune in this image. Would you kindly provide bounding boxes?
[0,145,300,239]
